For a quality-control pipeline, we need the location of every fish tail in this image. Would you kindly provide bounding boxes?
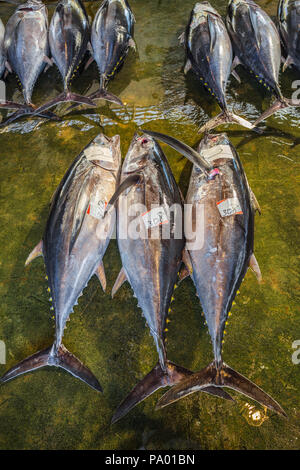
[198,110,260,134]
[111,361,233,424]
[32,92,96,116]
[0,101,27,110]
[90,88,124,107]
[0,343,102,393]
[156,361,286,417]
[0,105,59,126]
[253,97,300,126]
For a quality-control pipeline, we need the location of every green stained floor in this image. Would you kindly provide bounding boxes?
[0,0,299,450]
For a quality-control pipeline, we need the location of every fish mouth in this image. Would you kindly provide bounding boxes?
[201,132,229,148]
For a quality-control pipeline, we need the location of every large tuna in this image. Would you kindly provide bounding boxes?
[181,2,254,133]
[143,130,286,417]
[0,133,121,391]
[106,133,231,423]
[0,0,57,125]
[33,0,96,116]
[226,0,300,126]
[278,0,300,72]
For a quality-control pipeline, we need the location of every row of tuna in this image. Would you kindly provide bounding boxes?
[0,0,135,125]
[0,128,286,422]
[1,0,300,131]
[180,0,300,132]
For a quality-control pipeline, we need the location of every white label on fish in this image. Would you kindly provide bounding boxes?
[142,206,169,229]
[217,198,243,217]
[201,145,234,163]
[87,199,107,220]
[84,145,113,162]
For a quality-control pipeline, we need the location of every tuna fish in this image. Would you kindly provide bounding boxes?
[0,133,121,391]
[0,18,5,79]
[142,130,286,417]
[79,0,135,109]
[227,0,300,126]
[0,0,58,124]
[32,0,96,116]
[181,2,254,133]
[106,133,232,424]
[278,0,300,72]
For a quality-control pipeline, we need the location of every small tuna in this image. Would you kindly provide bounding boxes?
[227,0,300,126]
[143,130,286,418]
[278,0,300,72]
[0,133,121,391]
[33,0,96,116]
[84,0,135,107]
[106,133,231,423]
[181,2,254,133]
[0,0,57,124]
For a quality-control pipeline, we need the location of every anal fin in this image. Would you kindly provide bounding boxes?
[249,253,262,283]
[112,267,127,298]
[95,261,106,292]
[25,240,43,266]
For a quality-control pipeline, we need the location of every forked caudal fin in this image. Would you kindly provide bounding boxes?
[89,88,124,107]
[0,106,59,127]
[111,361,233,424]
[198,111,262,134]
[0,344,102,393]
[156,361,286,417]
[66,89,123,114]
[32,92,97,116]
[253,98,300,126]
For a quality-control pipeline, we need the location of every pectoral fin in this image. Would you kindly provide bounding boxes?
[207,15,217,53]
[105,174,143,217]
[249,7,261,48]
[112,267,128,298]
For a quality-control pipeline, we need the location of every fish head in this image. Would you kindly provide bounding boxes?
[122,132,162,174]
[85,133,121,172]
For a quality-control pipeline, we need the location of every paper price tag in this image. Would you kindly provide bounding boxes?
[87,199,107,220]
[217,198,243,217]
[84,145,113,162]
[142,207,168,229]
[202,145,234,163]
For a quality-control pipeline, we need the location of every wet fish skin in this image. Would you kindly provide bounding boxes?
[227,0,282,98]
[145,131,285,417]
[1,133,121,391]
[110,133,232,423]
[44,133,121,350]
[49,0,90,91]
[90,0,135,105]
[185,133,254,366]
[183,2,255,133]
[32,0,96,116]
[226,0,300,125]
[0,18,5,78]
[185,2,232,111]
[278,0,300,71]
[117,133,184,367]
[4,0,49,105]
